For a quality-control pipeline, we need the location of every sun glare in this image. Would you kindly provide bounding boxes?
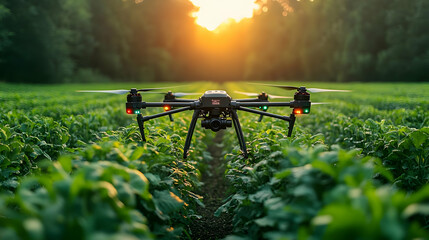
[190,0,259,31]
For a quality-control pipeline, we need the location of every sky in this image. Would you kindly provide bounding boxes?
[189,0,259,31]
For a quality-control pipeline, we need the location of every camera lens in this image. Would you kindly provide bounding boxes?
[210,119,221,131]
[202,118,232,132]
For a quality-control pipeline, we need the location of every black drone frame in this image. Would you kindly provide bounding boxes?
[126,88,312,159]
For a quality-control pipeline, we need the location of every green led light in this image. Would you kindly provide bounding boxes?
[134,110,140,114]
[304,108,309,113]
[262,106,268,110]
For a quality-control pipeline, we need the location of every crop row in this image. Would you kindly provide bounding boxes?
[218,112,429,239]
[1,82,428,239]
[0,83,214,239]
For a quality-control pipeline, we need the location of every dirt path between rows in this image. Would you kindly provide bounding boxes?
[188,131,233,240]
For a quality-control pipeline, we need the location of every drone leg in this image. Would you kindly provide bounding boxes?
[258,114,264,122]
[231,109,248,158]
[137,114,146,142]
[287,114,296,137]
[169,114,174,122]
[183,109,200,159]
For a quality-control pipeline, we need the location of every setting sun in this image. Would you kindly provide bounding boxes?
[190,0,259,31]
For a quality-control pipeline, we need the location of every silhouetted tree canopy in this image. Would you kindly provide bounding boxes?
[0,0,427,83]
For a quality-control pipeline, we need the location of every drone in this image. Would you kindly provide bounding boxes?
[78,83,349,159]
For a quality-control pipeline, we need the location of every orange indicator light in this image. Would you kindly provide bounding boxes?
[294,109,302,115]
[164,105,171,111]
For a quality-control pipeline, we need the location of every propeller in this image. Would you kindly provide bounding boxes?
[248,83,351,93]
[307,88,351,93]
[146,92,202,98]
[77,85,191,95]
[76,89,130,95]
[234,91,292,99]
[311,102,331,105]
[174,92,202,97]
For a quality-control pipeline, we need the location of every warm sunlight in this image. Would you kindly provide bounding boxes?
[190,0,259,31]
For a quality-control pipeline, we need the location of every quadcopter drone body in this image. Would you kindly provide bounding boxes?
[125,87,312,159]
[79,84,349,159]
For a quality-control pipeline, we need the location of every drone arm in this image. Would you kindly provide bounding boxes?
[238,102,292,107]
[235,98,260,102]
[142,106,191,121]
[183,109,201,159]
[231,109,248,158]
[164,99,196,102]
[143,102,194,108]
[238,106,291,121]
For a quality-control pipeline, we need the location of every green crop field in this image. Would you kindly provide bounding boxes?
[0,82,428,240]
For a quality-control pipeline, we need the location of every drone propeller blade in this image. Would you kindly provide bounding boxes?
[248,83,299,90]
[76,89,130,95]
[268,94,292,99]
[249,83,350,93]
[137,85,191,92]
[307,88,351,93]
[235,90,292,99]
[174,92,202,98]
[140,92,201,97]
[234,91,259,97]
[77,85,191,95]
[311,102,331,105]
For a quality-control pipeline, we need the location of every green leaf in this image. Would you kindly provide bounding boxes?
[403,204,429,218]
[255,216,276,227]
[127,169,150,200]
[153,190,184,216]
[59,156,72,172]
[0,143,10,153]
[409,130,427,149]
[130,147,144,161]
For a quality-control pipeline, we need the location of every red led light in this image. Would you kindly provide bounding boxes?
[164,105,171,111]
[294,109,302,115]
[126,108,133,114]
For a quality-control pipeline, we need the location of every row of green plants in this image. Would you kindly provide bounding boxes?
[297,108,428,191]
[0,117,211,239]
[1,82,428,239]
[219,80,429,238]
[0,83,215,239]
[218,116,429,239]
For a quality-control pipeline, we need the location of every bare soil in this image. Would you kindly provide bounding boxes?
[188,131,233,240]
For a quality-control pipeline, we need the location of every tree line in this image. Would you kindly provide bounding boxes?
[0,0,427,83]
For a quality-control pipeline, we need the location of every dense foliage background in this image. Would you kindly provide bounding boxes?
[0,0,428,83]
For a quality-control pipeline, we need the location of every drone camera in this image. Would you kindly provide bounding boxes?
[202,118,232,132]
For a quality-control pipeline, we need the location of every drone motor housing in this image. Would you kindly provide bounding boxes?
[126,88,142,114]
[292,87,311,114]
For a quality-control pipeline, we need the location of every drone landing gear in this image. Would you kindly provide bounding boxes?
[137,114,146,141]
[183,109,201,159]
[231,110,248,158]
[287,114,296,137]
